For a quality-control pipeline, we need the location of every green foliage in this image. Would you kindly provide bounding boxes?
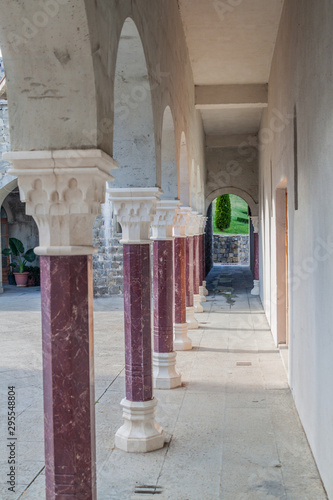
[236,217,249,224]
[24,265,40,286]
[2,237,36,273]
[215,195,231,231]
[213,195,249,235]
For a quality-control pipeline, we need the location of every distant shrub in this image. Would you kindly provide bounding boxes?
[215,195,231,230]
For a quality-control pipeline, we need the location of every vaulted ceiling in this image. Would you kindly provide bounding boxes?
[178,0,284,138]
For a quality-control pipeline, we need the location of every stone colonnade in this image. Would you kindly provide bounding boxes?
[4,152,211,499]
[5,150,117,499]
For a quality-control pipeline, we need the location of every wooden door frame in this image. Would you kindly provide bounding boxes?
[276,181,289,345]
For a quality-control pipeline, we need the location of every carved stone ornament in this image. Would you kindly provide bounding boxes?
[250,216,259,233]
[4,149,117,256]
[108,187,161,243]
[174,206,191,238]
[192,213,203,236]
[185,210,197,237]
[151,200,180,240]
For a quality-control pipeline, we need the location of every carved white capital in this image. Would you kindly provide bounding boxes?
[174,207,191,238]
[199,216,207,235]
[192,214,203,236]
[4,149,117,256]
[250,216,259,233]
[151,200,180,240]
[108,187,160,243]
[185,210,197,237]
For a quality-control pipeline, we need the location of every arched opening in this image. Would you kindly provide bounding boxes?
[161,106,178,200]
[179,132,190,206]
[93,17,157,297]
[112,17,156,188]
[205,192,256,298]
[211,194,250,266]
[0,186,39,289]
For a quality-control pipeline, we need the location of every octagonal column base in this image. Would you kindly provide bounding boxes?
[251,279,260,295]
[186,306,199,330]
[153,352,182,389]
[203,281,208,296]
[194,293,204,313]
[173,323,192,350]
[199,285,206,303]
[115,398,164,453]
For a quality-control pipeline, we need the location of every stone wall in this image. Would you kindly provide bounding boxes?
[92,199,124,297]
[213,234,249,265]
[0,98,10,181]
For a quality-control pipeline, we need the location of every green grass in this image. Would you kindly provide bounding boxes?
[213,194,249,235]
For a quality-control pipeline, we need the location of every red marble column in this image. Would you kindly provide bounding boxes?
[123,244,152,402]
[193,235,200,295]
[110,187,164,453]
[186,236,194,308]
[174,237,186,325]
[153,240,174,353]
[41,255,96,500]
[153,238,181,388]
[186,233,199,328]
[254,232,259,281]
[201,233,205,285]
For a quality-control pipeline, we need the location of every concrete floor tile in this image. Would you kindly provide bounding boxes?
[0,266,327,499]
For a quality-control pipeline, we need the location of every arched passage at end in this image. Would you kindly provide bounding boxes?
[161,106,178,199]
[112,17,156,188]
[206,187,258,216]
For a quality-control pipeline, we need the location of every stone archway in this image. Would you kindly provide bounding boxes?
[206,186,258,216]
[179,131,190,206]
[161,105,178,199]
[112,17,157,188]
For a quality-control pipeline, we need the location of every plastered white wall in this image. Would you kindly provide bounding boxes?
[259,0,333,496]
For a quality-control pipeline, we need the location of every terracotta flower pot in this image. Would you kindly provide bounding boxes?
[13,272,30,287]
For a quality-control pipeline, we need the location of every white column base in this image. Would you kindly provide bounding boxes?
[115,398,164,453]
[153,352,182,389]
[0,286,3,294]
[251,279,260,295]
[199,285,206,303]
[186,306,199,330]
[193,293,204,313]
[203,280,208,296]
[173,323,192,350]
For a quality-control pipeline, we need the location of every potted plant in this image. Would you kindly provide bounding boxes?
[25,265,41,287]
[2,238,36,287]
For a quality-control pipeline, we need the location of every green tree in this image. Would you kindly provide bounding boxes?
[215,195,231,231]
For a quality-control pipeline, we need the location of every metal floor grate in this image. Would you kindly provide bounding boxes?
[134,485,163,495]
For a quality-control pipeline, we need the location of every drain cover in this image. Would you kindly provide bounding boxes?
[134,485,163,495]
[236,362,252,366]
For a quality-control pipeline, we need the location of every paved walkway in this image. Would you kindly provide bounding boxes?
[0,266,327,499]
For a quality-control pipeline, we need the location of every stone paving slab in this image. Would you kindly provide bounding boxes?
[0,266,327,499]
